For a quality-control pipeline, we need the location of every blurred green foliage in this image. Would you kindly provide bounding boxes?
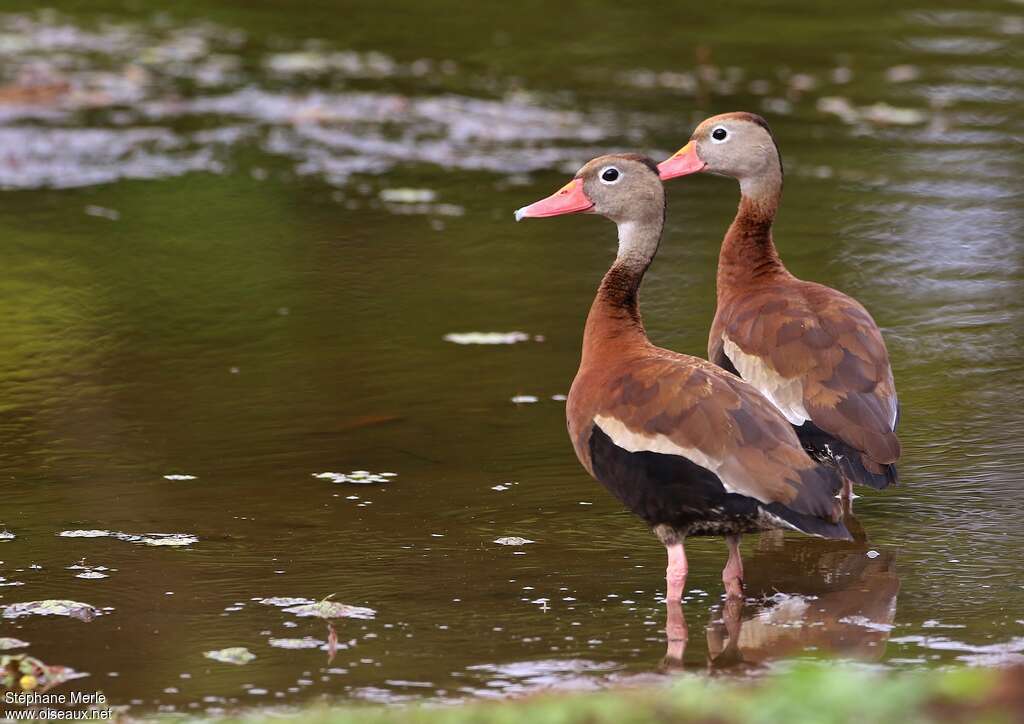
[217,664,1018,724]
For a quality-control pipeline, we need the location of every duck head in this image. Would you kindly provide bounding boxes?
[657,112,782,185]
[514,153,664,226]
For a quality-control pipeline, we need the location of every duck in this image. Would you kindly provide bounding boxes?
[514,153,850,602]
[658,113,901,493]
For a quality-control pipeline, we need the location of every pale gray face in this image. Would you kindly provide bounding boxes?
[577,154,665,225]
[690,115,781,181]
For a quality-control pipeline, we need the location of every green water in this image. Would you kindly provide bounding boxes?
[0,0,1022,714]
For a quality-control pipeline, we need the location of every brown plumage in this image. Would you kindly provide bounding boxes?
[515,154,850,603]
[659,112,901,490]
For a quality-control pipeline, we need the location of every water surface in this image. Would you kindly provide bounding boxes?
[0,0,1022,714]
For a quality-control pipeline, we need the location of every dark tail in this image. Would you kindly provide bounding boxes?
[795,422,898,490]
[836,451,897,490]
[763,501,853,541]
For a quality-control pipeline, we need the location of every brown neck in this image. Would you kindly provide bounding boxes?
[581,218,660,362]
[718,169,788,296]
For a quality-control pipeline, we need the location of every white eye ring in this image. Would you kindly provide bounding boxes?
[710,125,729,144]
[599,166,622,184]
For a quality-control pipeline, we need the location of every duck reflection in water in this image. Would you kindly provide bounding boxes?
[662,520,899,671]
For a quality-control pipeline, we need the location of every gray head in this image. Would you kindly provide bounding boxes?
[658,112,782,188]
[514,153,664,226]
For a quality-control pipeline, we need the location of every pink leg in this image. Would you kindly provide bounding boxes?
[663,599,688,671]
[841,477,853,501]
[722,534,744,599]
[665,542,688,602]
[665,599,688,643]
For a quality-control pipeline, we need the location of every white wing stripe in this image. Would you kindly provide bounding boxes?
[722,336,810,426]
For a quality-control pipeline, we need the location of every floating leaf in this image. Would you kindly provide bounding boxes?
[57,530,197,547]
[118,533,198,547]
[258,597,316,608]
[510,395,539,404]
[283,599,375,620]
[838,615,894,632]
[816,96,926,126]
[443,331,530,345]
[84,205,120,220]
[861,103,926,125]
[378,188,436,203]
[203,647,255,665]
[267,637,324,650]
[494,537,534,546]
[1,600,101,622]
[313,471,395,485]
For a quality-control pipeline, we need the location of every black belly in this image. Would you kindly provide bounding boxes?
[587,424,770,537]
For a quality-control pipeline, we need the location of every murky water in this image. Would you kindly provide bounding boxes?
[0,0,1022,715]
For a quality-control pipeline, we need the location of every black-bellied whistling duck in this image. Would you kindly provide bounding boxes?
[514,154,850,602]
[658,113,901,494]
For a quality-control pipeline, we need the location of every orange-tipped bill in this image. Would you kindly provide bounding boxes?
[657,141,706,180]
[514,178,593,221]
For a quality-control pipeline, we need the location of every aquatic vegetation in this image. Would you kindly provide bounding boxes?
[0,11,617,191]
[378,188,437,203]
[191,664,1020,723]
[817,97,928,125]
[57,530,198,547]
[313,471,396,484]
[283,600,376,621]
[257,597,316,608]
[442,332,532,345]
[67,563,112,580]
[891,634,1024,667]
[0,126,223,190]
[510,395,539,404]
[83,205,120,221]
[0,0,1021,716]
[0,600,101,622]
[121,533,198,547]
[267,637,325,650]
[203,647,256,665]
[263,49,444,79]
[1,654,86,694]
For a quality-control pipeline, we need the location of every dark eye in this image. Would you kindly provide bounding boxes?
[601,167,620,183]
[711,126,728,142]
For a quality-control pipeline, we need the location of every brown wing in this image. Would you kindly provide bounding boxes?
[711,281,900,468]
[589,351,842,521]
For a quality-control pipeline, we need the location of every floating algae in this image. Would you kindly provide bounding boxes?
[203,647,255,665]
[1,600,102,622]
